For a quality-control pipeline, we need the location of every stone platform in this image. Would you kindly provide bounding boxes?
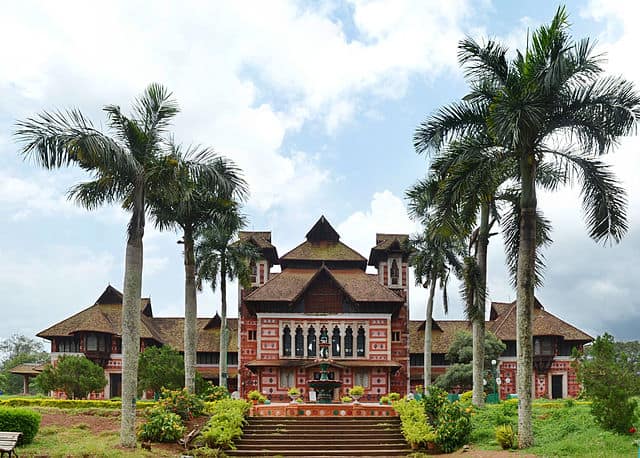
[250,402,398,417]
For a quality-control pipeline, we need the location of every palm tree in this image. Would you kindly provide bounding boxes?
[195,209,258,390]
[149,142,247,393]
[410,137,555,407]
[15,84,240,447]
[414,7,640,447]
[408,228,464,389]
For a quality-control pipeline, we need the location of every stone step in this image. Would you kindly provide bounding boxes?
[226,449,412,457]
[236,438,407,445]
[242,427,400,435]
[248,418,400,424]
[239,433,405,440]
[235,442,408,450]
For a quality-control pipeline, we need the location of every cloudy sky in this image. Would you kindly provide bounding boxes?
[1,0,639,346]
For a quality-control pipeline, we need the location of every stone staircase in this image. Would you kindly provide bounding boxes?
[226,416,411,457]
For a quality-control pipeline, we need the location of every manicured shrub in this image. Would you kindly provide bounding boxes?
[137,407,185,442]
[287,387,300,397]
[247,390,262,402]
[393,398,436,449]
[349,385,364,397]
[423,386,448,423]
[388,392,401,402]
[0,397,154,409]
[379,395,390,405]
[341,396,352,403]
[158,388,205,420]
[0,407,41,444]
[35,355,107,399]
[495,423,516,449]
[198,399,250,450]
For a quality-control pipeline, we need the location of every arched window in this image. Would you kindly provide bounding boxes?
[295,326,304,357]
[332,326,341,357]
[307,326,317,357]
[390,259,399,285]
[282,325,291,357]
[357,326,366,357]
[344,326,353,357]
[250,261,257,284]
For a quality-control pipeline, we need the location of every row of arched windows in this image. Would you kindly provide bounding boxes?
[282,325,366,358]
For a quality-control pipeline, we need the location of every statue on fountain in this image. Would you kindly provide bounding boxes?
[308,326,343,403]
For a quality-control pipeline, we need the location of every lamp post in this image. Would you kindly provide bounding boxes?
[486,359,500,404]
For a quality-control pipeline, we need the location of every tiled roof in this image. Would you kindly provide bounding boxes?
[151,318,239,352]
[10,363,46,376]
[368,233,409,265]
[237,231,279,264]
[36,285,240,351]
[409,320,471,353]
[280,240,367,263]
[408,300,592,355]
[489,300,592,341]
[331,269,404,303]
[244,267,404,303]
[244,268,315,302]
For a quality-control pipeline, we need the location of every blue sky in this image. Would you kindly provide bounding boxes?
[1,0,639,345]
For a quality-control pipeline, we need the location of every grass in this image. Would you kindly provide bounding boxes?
[470,399,639,457]
[17,425,172,457]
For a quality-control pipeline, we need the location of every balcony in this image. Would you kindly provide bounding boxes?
[84,351,111,368]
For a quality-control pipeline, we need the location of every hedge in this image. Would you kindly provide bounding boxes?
[0,398,155,409]
[0,407,41,444]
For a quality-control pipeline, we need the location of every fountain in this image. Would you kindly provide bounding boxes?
[307,328,342,404]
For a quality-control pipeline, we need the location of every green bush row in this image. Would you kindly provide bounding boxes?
[0,397,155,409]
[0,407,41,444]
[198,399,251,450]
[393,398,436,449]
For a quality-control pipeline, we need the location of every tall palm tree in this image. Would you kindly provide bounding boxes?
[15,84,239,447]
[149,142,247,393]
[410,137,556,407]
[195,209,258,390]
[414,7,640,447]
[408,228,464,389]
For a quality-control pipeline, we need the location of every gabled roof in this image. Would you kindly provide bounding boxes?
[368,233,410,266]
[238,231,279,265]
[489,299,592,341]
[305,215,340,242]
[244,266,404,304]
[280,216,367,269]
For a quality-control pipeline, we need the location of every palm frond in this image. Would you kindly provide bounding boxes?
[545,148,628,243]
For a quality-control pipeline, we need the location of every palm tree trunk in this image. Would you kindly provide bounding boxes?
[120,190,144,448]
[472,201,490,407]
[219,253,229,389]
[516,156,537,448]
[423,278,436,388]
[183,226,197,393]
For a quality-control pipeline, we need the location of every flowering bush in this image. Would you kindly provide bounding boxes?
[158,388,205,420]
[137,407,185,442]
[200,383,230,402]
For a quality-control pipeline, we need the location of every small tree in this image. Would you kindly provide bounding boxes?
[35,355,107,399]
[435,331,505,391]
[138,346,185,396]
[573,333,639,433]
[0,334,48,394]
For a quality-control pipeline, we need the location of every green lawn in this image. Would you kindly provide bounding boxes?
[470,400,639,457]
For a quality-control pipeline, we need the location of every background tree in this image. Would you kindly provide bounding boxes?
[413,7,639,446]
[196,209,258,389]
[149,142,247,393]
[137,345,185,396]
[435,331,505,391]
[16,84,239,447]
[35,355,107,399]
[0,334,48,395]
[409,229,464,388]
[573,333,639,433]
